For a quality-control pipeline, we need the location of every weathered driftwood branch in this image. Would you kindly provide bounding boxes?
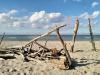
[0,54,15,59]
[30,49,44,58]
[30,42,33,49]
[34,41,50,51]
[0,50,9,53]
[88,18,96,51]
[70,18,79,52]
[56,28,72,68]
[24,24,66,47]
[0,32,5,46]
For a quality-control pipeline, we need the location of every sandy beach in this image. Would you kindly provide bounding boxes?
[0,41,100,75]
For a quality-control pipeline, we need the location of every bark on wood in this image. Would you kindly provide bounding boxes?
[88,18,96,51]
[0,33,5,46]
[24,24,66,47]
[70,18,79,52]
[56,29,72,68]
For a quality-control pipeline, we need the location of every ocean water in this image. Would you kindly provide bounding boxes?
[0,35,100,41]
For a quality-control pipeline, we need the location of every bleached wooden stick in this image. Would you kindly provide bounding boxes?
[24,24,66,47]
[56,28,72,68]
[70,18,79,52]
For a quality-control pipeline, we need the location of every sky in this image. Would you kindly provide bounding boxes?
[0,0,100,35]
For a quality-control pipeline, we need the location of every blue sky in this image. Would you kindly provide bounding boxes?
[0,0,100,35]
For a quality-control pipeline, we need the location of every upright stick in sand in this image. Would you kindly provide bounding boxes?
[70,18,79,52]
[0,32,5,46]
[56,28,72,68]
[88,18,96,51]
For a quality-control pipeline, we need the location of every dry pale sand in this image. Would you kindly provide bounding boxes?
[0,41,100,75]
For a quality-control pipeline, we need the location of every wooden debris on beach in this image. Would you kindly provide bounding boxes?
[0,54,15,59]
[0,24,72,69]
[56,28,71,67]
[0,46,21,59]
[24,24,66,47]
[20,24,72,69]
[70,17,79,52]
[88,18,96,51]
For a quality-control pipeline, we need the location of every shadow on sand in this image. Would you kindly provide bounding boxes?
[70,58,100,70]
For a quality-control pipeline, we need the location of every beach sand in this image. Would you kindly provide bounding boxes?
[0,41,100,75]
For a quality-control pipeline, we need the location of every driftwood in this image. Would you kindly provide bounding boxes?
[0,47,21,55]
[34,41,50,51]
[0,33,5,46]
[56,28,72,68]
[24,24,66,47]
[0,50,10,54]
[19,24,73,69]
[88,18,96,51]
[23,24,67,59]
[0,54,15,59]
[70,18,79,52]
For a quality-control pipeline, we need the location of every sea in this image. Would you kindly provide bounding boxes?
[0,35,100,41]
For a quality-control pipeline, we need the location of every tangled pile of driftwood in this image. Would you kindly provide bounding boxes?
[20,24,72,69]
[0,24,72,69]
[0,18,96,70]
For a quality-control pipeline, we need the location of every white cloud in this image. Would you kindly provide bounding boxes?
[92,2,99,7]
[0,13,11,23]
[0,9,29,28]
[8,9,18,15]
[0,10,67,30]
[79,11,100,30]
[29,11,67,29]
[92,11,100,18]
[0,9,18,23]
[13,21,21,27]
[79,12,89,19]
[79,10,100,19]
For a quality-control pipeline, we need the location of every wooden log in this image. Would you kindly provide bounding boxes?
[0,50,10,54]
[34,41,50,51]
[70,18,79,52]
[30,49,43,58]
[56,29,72,68]
[0,32,5,46]
[41,41,48,57]
[24,24,66,47]
[0,54,15,59]
[88,18,96,51]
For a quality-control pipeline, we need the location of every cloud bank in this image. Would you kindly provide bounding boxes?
[29,11,66,29]
[0,10,67,29]
[0,9,99,34]
[79,10,100,19]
